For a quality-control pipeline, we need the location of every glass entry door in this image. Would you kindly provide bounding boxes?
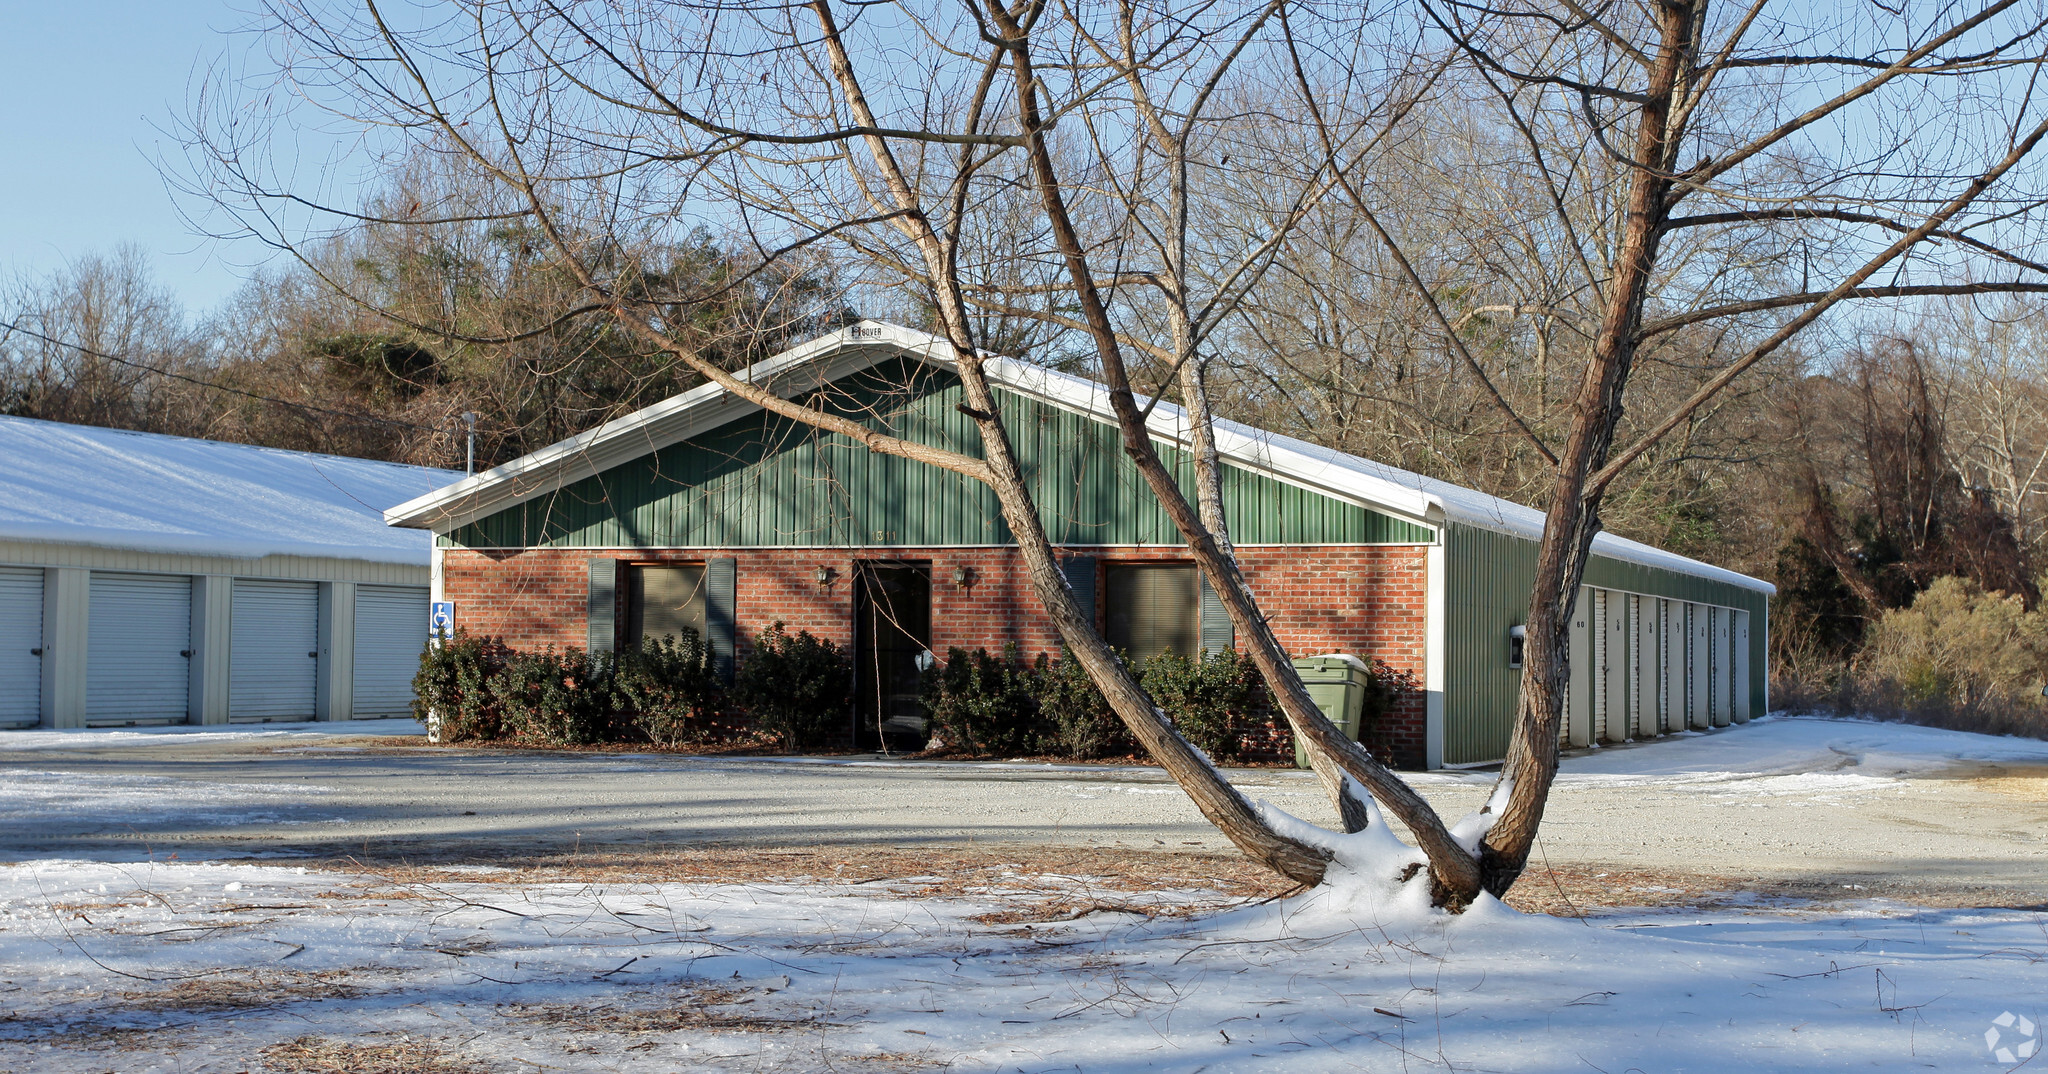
[854,561,932,749]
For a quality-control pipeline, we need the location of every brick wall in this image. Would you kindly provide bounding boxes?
[440,544,1430,767]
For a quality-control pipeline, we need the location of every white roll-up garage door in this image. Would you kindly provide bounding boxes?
[1659,600,1685,734]
[1589,590,1609,744]
[1710,607,1732,728]
[1565,587,1592,748]
[353,585,427,718]
[1600,591,1629,744]
[1733,610,1753,723]
[87,572,190,725]
[1631,595,1658,738]
[231,579,318,721]
[1687,603,1712,730]
[0,567,44,726]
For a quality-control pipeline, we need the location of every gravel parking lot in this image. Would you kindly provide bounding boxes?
[4,716,2045,902]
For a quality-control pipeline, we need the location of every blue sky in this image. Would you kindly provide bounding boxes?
[2,2,267,314]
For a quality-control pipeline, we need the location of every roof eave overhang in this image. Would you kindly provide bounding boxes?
[384,319,1771,595]
[384,324,945,533]
[384,319,1438,537]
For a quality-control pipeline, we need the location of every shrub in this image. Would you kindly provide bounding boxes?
[412,630,506,742]
[921,645,1046,756]
[1857,575,2048,735]
[735,622,852,750]
[615,630,725,746]
[923,647,1286,762]
[1139,648,1272,763]
[491,646,615,746]
[1033,650,1136,760]
[1356,657,1407,729]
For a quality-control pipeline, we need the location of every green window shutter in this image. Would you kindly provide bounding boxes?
[706,556,737,684]
[1061,556,1097,630]
[586,559,617,654]
[1199,573,1234,654]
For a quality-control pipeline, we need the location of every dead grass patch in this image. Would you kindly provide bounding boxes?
[969,898,1202,926]
[281,845,2022,919]
[1973,774,2048,802]
[506,981,816,1034]
[294,844,1296,900]
[262,1034,491,1074]
[117,970,365,1014]
[0,1021,165,1051]
[1502,863,2044,913]
[819,1051,947,1070]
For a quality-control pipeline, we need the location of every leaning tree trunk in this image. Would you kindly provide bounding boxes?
[1476,0,1696,897]
[805,0,1336,884]
[988,4,1486,901]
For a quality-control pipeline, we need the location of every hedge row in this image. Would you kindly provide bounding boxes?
[923,645,1289,763]
[415,628,1399,764]
[411,622,852,749]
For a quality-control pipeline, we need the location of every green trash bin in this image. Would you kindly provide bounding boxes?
[1290,655,1370,768]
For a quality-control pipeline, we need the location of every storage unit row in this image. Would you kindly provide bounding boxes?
[0,565,427,727]
[1565,585,1753,747]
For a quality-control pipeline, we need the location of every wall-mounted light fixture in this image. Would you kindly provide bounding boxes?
[1508,624,1526,669]
[952,565,971,588]
[816,565,834,587]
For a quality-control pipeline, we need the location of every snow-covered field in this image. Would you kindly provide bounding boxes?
[2,715,2045,1072]
[4,853,2044,1072]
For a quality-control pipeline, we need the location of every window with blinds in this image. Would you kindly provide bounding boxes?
[629,564,708,647]
[1104,563,1199,660]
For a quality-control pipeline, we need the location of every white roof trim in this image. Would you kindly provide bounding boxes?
[386,320,1773,594]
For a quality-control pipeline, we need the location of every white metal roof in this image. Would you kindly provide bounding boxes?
[0,416,456,565]
[385,321,1773,594]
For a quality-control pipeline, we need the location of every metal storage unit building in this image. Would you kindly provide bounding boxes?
[0,417,454,728]
[387,320,1773,769]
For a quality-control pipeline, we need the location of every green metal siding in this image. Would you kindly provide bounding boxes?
[446,359,1432,549]
[1442,522,1769,765]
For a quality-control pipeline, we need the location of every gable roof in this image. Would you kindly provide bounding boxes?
[385,321,1772,593]
[0,416,456,565]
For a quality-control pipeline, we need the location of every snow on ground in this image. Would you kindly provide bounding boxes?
[1510,714,2048,805]
[2,856,2043,1073]
[2,714,2044,1071]
[0,718,425,752]
[1558,713,2048,779]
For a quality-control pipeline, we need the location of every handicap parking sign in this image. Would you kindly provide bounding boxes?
[430,601,456,639]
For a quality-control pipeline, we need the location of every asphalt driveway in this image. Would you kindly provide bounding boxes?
[3,718,2044,901]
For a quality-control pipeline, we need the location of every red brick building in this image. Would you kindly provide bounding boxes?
[389,322,1771,768]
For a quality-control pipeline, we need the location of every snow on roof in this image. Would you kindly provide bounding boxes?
[0,416,457,565]
[386,321,1772,593]
[986,351,1775,594]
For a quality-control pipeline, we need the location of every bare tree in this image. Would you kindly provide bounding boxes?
[1928,296,2048,555]
[184,0,1463,890]
[1349,1,2048,894]
[183,0,2048,908]
[1,247,210,432]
